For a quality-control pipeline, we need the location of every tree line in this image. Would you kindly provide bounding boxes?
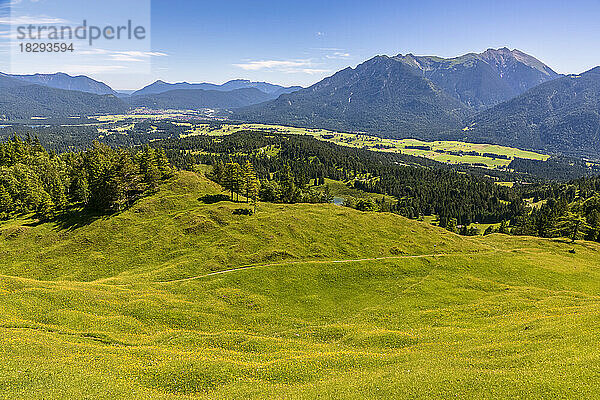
[0,137,173,220]
[154,131,521,225]
[209,160,333,208]
[508,180,600,242]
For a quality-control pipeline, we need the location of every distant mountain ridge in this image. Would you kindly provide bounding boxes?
[395,47,560,109]
[236,55,471,139]
[7,72,118,96]
[3,72,302,101]
[0,72,304,116]
[234,47,565,143]
[127,87,276,110]
[132,79,302,97]
[0,74,126,119]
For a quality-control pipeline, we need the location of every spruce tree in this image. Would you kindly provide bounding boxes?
[0,185,12,217]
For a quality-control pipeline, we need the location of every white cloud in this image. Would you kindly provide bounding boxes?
[313,47,344,51]
[0,15,69,25]
[298,68,331,74]
[8,64,129,75]
[233,59,312,71]
[233,59,332,75]
[326,52,350,59]
[115,50,167,57]
[78,49,167,62]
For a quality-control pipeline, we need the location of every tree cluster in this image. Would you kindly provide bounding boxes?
[0,137,172,220]
[210,160,332,207]
[155,131,520,225]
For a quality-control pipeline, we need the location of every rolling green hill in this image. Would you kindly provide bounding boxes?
[1,171,600,399]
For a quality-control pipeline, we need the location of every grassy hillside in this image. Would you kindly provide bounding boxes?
[1,171,600,399]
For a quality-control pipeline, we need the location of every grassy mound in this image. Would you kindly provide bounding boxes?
[0,171,599,399]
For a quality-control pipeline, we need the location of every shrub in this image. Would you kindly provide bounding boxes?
[232,208,253,216]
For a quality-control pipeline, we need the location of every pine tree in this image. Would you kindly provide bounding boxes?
[499,220,510,234]
[586,209,600,241]
[0,185,12,216]
[446,218,458,233]
[212,161,225,185]
[243,161,260,212]
[552,212,591,242]
[139,146,161,189]
[278,164,296,203]
[223,162,242,201]
[37,192,55,221]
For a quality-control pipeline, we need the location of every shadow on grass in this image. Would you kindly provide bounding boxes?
[198,194,250,205]
[198,194,233,204]
[51,208,111,231]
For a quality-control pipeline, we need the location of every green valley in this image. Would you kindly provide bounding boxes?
[181,122,550,169]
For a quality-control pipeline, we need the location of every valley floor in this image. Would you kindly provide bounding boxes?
[1,172,599,399]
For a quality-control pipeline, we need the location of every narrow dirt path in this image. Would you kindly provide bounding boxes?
[151,251,497,284]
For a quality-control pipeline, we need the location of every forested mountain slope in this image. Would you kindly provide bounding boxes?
[127,87,275,110]
[8,72,118,95]
[460,67,600,157]
[235,55,471,139]
[0,74,127,119]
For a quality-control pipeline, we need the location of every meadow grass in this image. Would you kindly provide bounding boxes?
[0,171,599,399]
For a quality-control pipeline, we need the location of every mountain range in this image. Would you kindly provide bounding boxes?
[234,48,562,138]
[235,48,600,158]
[6,73,118,96]
[394,48,560,110]
[0,74,302,118]
[126,87,277,110]
[460,67,600,157]
[3,48,600,158]
[0,74,126,119]
[236,55,471,139]
[126,79,302,110]
[131,79,301,97]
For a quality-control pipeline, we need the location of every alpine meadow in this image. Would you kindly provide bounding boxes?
[1,0,600,398]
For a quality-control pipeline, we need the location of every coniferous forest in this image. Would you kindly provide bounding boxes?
[154,131,600,241]
[0,137,173,220]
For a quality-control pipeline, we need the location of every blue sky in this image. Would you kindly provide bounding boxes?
[1,0,600,89]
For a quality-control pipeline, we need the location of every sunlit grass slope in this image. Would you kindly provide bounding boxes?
[1,171,599,399]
